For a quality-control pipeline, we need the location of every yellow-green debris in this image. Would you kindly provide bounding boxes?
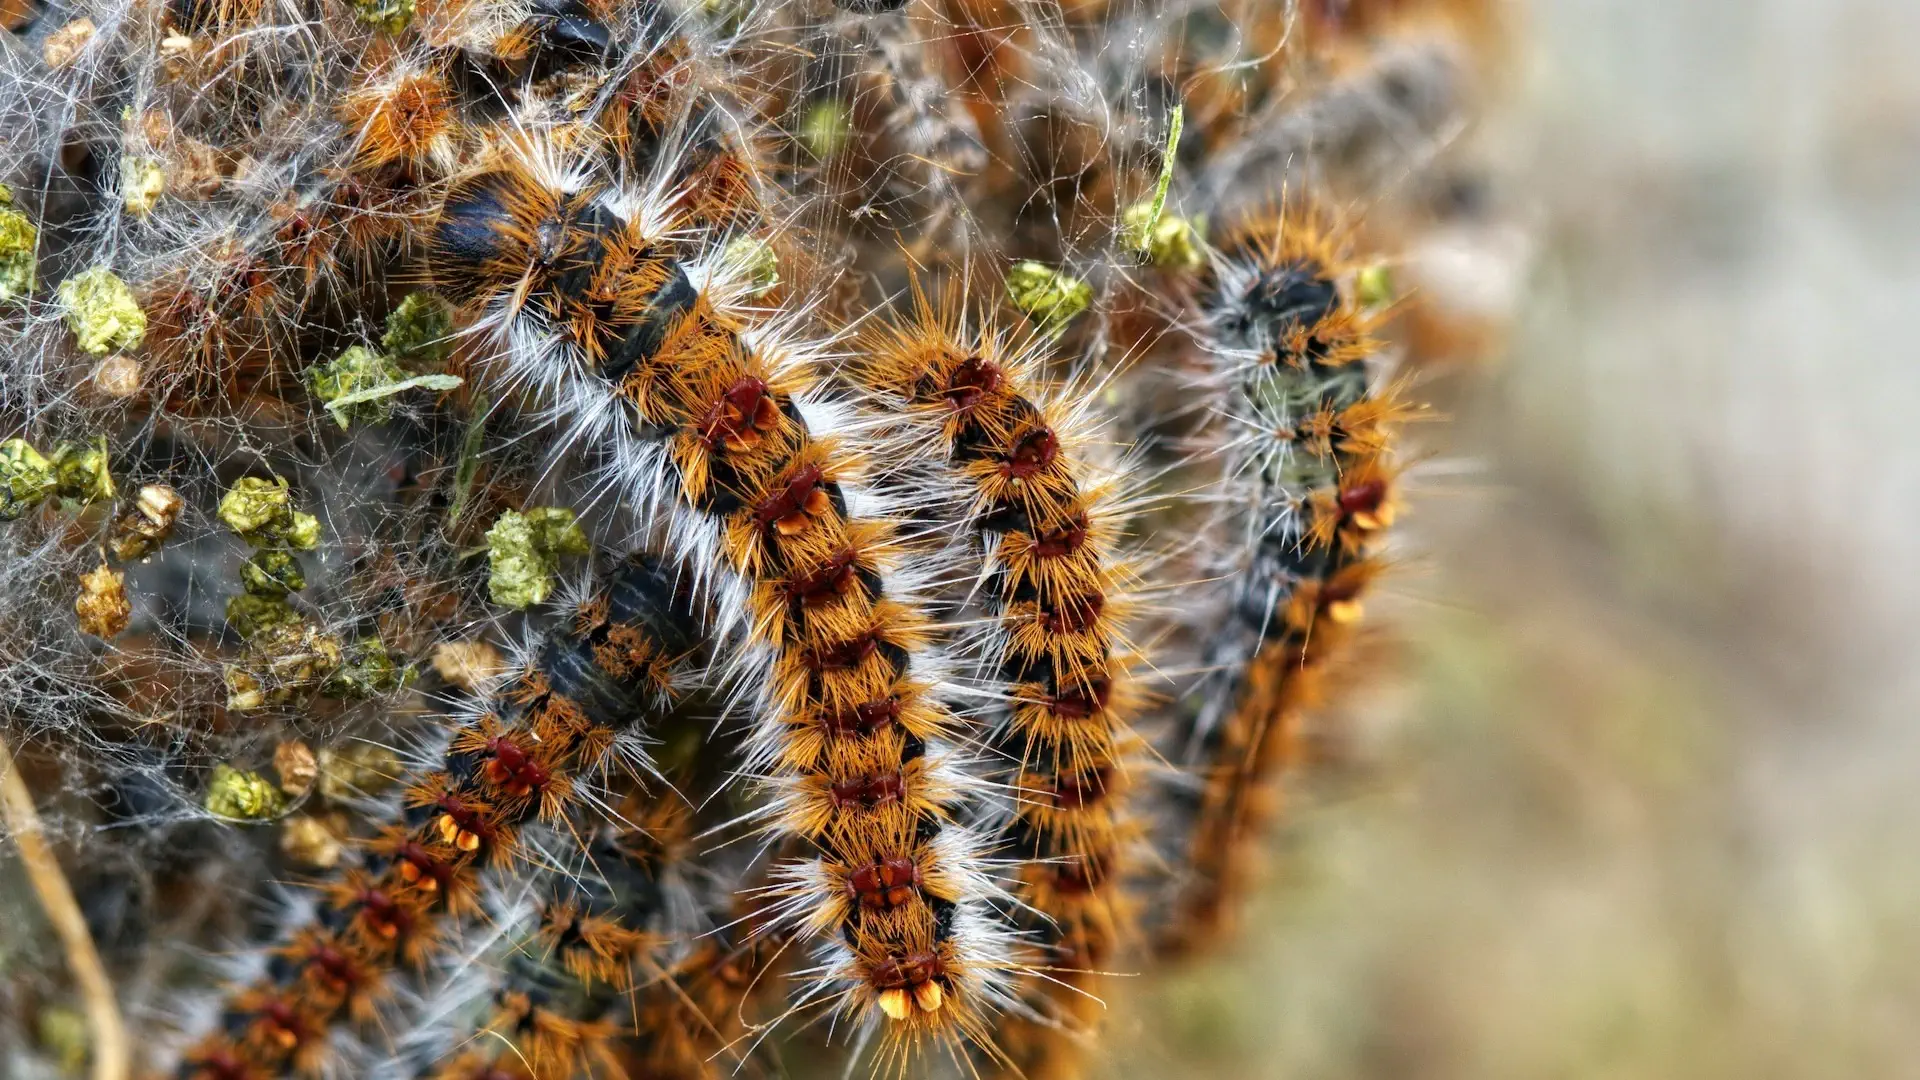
[1123,104,1199,268]
[723,235,781,295]
[0,439,58,520]
[1008,260,1093,333]
[801,99,853,160]
[239,548,306,596]
[122,156,166,216]
[325,638,412,699]
[349,0,413,33]
[218,476,320,549]
[57,266,146,356]
[382,292,456,367]
[50,438,114,504]
[204,763,287,820]
[486,506,590,609]
[0,185,37,304]
[1357,262,1396,310]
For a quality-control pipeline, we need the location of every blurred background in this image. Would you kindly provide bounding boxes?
[1115,2,1920,1076]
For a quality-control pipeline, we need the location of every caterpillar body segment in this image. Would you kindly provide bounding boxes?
[420,132,1024,1065]
[411,896,644,1080]
[174,555,697,1079]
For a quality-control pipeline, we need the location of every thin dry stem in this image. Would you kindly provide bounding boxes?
[0,731,129,1080]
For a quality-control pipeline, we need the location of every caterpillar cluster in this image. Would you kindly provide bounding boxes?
[169,555,695,1078]
[0,0,1517,1075]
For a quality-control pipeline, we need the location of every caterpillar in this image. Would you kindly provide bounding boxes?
[419,128,1023,1066]
[855,286,1147,1080]
[1153,208,1405,956]
[173,552,698,1078]
[416,758,788,1080]
[413,667,788,1080]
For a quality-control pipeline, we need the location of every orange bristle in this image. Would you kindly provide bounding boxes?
[338,61,461,180]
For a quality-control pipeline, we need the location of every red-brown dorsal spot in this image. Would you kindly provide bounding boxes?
[787,548,860,607]
[1337,477,1387,517]
[353,886,411,940]
[698,376,778,452]
[1318,576,1364,610]
[435,793,496,851]
[1048,765,1112,809]
[870,950,945,990]
[394,841,455,893]
[255,997,305,1048]
[1041,593,1106,635]
[941,355,1002,411]
[1001,427,1059,479]
[482,736,551,798]
[1032,515,1090,558]
[753,464,829,536]
[847,855,923,909]
[829,769,905,811]
[823,697,900,739]
[1049,676,1113,720]
[304,942,361,989]
[806,631,879,673]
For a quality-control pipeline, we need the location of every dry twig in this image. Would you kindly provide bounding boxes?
[0,731,128,1080]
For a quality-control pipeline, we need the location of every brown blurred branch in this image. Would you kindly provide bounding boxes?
[0,731,128,1080]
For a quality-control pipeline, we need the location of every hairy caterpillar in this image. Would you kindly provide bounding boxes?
[419,129,1022,1065]
[1153,209,1404,955]
[856,288,1148,1080]
[173,553,697,1077]
[420,696,784,1080]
